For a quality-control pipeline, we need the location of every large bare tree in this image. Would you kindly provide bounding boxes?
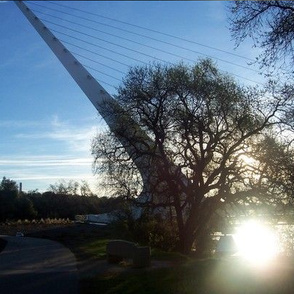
[228,1,294,74]
[92,60,291,254]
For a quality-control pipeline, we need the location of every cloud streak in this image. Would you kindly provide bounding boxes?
[13,115,99,153]
[0,157,92,167]
[0,155,98,192]
[0,115,101,192]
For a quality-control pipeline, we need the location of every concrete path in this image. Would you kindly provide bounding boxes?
[0,235,78,294]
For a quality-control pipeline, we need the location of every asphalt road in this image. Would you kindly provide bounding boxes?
[0,235,78,294]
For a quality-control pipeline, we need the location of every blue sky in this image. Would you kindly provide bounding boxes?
[0,1,263,193]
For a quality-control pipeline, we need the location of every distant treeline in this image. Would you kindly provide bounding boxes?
[0,177,123,222]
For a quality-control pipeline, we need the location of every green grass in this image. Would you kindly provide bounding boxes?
[4,223,294,294]
[151,248,190,262]
[79,239,109,260]
[80,268,178,294]
[80,257,294,294]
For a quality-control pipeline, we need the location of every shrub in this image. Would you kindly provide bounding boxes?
[110,210,179,251]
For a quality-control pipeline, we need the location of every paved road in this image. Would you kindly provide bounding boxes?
[0,235,78,294]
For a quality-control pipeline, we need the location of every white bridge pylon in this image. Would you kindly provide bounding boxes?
[15,1,188,205]
[15,1,157,188]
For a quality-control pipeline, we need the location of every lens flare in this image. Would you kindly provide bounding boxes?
[234,220,280,266]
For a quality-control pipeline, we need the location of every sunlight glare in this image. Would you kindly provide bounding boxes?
[234,220,280,266]
[240,154,256,167]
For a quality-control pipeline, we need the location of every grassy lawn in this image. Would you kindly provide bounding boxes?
[2,223,294,294]
[78,239,109,260]
[80,257,294,294]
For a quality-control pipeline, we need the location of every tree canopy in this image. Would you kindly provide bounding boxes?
[92,59,292,254]
[0,177,122,221]
[228,1,294,74]
[48,179,94,197]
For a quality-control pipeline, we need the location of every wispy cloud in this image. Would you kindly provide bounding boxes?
[0,155,98,192]
[10,174,95,181]
[0,120,41,128]
[0,115,102,192]
[13,115,99,153]
[0,157,92,167]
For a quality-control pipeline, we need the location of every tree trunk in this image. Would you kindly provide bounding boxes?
[176,206,214,256]
[177,233,195,255]
[177,228,212,256]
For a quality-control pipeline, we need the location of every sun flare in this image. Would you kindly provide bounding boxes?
[234,220,280,266]
[240,154,256,167]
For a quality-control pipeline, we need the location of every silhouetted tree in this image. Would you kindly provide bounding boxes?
[48,179,94,196]
[92,60,292,254]
[0,177,19,221]
[15,196,37,220]
[228,1,294,74]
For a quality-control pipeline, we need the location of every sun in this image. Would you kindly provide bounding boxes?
[234,220,280,266]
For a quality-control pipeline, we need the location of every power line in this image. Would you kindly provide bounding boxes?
[57,31,264,85]
[92,78,117,89]
[45,0,254,62]
[71,52,126,75]
[30,3,258,74]
[41,17,260,74]
[26,2,265,86]
[70,49,264,87]
[48,26,174,66]
[52,30,150,65]
[82,64,122,82]
[61,40,131,67]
